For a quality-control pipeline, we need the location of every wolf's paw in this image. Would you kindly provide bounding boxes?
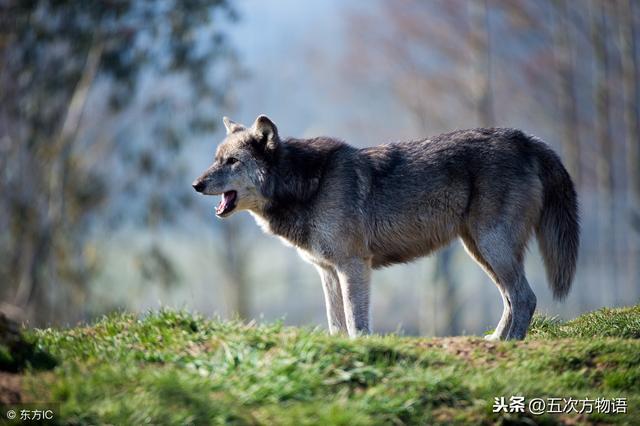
[484,333,501,341]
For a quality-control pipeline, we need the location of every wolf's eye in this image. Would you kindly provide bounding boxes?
[226,157,238,165]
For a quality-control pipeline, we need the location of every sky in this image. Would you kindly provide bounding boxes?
[222,0,413,145]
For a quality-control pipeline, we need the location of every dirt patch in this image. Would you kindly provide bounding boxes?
[417,337,518,366]
[0,372,22,404]
[417,337,566,367]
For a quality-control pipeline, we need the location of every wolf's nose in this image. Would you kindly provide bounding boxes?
[192,180,205,193]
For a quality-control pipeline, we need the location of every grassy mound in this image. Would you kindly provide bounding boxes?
[0,314,56,373]
[13,305,640,425]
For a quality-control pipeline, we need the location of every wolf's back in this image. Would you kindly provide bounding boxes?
[532,138,580,300]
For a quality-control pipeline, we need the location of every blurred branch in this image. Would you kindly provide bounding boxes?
[55,41,104,149]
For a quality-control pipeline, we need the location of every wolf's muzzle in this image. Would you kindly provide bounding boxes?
[192,179,206,193]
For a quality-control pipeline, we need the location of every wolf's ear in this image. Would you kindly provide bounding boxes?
[251,115,279,150]
[223,116,245,135]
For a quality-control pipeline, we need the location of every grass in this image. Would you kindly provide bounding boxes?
[3,305,640,425]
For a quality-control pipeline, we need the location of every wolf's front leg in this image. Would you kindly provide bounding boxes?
[335,258,372,337]
[315,265,347,334]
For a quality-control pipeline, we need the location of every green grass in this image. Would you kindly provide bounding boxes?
[9,305,640,425]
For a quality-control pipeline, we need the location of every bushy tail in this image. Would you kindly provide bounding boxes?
[535,144,580,300]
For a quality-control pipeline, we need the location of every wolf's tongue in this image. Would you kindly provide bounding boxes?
[216,191,236,215]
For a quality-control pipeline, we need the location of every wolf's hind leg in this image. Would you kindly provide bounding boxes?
[315,265,347,334]
[486,291,512,341]
[335,258,372,337]
[474,228,536,340]
[504,273,536,339]
[461,234,512,340]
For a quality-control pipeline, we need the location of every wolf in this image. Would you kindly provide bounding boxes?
[192,115,579,340]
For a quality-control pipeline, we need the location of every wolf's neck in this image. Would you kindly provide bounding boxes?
[266,139,328,203]
[250,202,312,249]
[250,138,344,248]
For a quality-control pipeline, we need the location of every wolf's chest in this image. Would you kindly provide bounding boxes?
[295,247,334,268]
[249,210,311,250]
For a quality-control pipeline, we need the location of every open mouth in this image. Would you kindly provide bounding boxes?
[216,190,237,216]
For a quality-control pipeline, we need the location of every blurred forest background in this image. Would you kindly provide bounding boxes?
[1,0,638,336]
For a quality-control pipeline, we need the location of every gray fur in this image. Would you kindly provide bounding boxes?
[193,116,580,340]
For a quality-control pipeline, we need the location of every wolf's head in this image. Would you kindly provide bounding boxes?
[192,115,279,218]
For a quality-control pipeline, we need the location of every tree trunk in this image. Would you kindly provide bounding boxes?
[590,0,617,304]
[8,40,103,326]
[552,0,587,312]
[433,246,460,336]
[553,0,582,187]
[469,0,495,127]
[221,219,250,320]
[618,0,640,300]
